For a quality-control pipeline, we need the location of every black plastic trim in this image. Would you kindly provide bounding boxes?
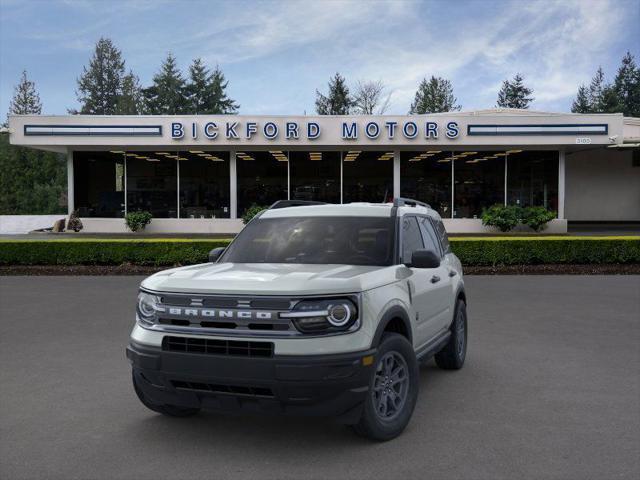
[371,305,413,347]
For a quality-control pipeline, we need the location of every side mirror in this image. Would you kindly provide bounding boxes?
[407,249,440,269]
[208,247,226,263]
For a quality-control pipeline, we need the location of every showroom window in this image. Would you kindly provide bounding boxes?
[507,150,558,212]
[126,152,177,218]
[73,151,125,218]
[401,150,453,217]
[178,151,230,218]
[236,150,288,216]
[343,151,394,203]
[289,151,340,203]
[453,151,505,218]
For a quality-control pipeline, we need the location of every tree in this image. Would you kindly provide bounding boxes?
[185,59,239,114]
[353,80,391,114]
[75,37,126,114]
[409,76,460,114]
[315,73,353,115]
[8,70,42,117]
[143,53,188,114]
[116,71,144,115]
[613,51,640,117]
[587,67,608,112]
[571,85,591,113]
[496,73,534,109]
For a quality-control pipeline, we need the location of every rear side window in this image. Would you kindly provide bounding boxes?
[401,216,424,263]
[418,217,442,257]
[433,219,451,254]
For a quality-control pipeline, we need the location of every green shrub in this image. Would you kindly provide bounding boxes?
[481,205,520,232]
[242,204,268,225]
[125,211,153,232]
[521,206,556,232]
[0,237,637,267]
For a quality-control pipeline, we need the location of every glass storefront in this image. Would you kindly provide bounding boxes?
[289,151,340,203]
[73,151,125,217]
[343,151,394,203]
[453,151,505,218]
[126,152,177,218]
[507,150,558,212]
[401,150,452,217]
[179,151,230,218]
[73,148,560,220]
[236,150,288,215]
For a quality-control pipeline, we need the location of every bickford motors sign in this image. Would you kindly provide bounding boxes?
[171,119,461,141]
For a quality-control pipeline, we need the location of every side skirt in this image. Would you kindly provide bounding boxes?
[415,331,451,362]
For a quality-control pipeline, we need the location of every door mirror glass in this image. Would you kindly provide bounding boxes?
[208,247,226,263]
[408,249,440,269]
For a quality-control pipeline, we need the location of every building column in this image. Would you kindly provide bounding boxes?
[558,149,566,219]
[230,150,237,219]
[66,149,74,216]
[393,150,400,199]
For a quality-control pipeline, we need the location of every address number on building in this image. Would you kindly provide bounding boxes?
[576,137,592,144]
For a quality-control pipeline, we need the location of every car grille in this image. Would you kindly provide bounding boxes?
[171,380,274,398]
[162,336,274,358]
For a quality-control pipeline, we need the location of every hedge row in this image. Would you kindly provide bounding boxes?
[0,237,638,266]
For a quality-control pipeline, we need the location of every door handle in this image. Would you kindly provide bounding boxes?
[430,275,440,284]
[448,270,457,277]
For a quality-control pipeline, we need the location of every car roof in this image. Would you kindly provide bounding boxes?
[260,202,441,220]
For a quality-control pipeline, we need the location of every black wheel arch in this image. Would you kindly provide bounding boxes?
[372,305,413,347]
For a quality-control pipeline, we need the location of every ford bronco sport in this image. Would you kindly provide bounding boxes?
[127,198,468,441]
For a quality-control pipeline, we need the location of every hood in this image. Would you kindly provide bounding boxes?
[141,262,399,295]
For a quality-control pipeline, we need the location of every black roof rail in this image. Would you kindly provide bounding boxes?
[392,197,432,209]
[268,200,326,210]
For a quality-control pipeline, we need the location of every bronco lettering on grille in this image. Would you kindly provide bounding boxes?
[167,308,274,320]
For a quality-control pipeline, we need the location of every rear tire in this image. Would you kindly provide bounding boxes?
[435,300,467,370]
[132,372,200,417]
[352,333,419,441]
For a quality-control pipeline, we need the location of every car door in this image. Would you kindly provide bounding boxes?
[400,216,446,347]
[418,216,453,333]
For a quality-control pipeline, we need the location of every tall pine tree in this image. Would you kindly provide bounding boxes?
[116,71,144,114]
[409,76,460,114]
[75,38,126,114]
[185,59,239,114]
[315,73,353,115]
[8,70,42,117]
[496,74,534,109]
[613,51,640,117]
[571,85,591,113]
[143,53,188,114]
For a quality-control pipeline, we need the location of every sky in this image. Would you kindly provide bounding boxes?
[0,0,638,117]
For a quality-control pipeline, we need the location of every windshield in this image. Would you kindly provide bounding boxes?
[221,216,395,266]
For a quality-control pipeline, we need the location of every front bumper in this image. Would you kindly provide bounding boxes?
[127,341,376,422]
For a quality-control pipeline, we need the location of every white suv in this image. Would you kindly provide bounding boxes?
[127,198,467,441]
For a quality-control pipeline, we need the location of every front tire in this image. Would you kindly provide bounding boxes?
[352,333,419,441]
[132,372,200,417]
[435,299,467,370]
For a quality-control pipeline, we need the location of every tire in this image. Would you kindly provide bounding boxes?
[435,299,467,370]
[132,371,200,418]
[352,333,419,441]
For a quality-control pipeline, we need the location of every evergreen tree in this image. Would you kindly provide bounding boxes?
[315,73,353,115]
[116,71,144,114]
[571,85,591,113]
[185,59,239,114]
[587,67,607,112]
[143,53,188,114]
[8,70,42,116]
[496,73,534,109]
[409,76,460,114]
[613,51,640,117]
[75,37,126,114]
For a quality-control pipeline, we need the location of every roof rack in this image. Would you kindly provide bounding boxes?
[392,197,432,209]
[268,200,327,209]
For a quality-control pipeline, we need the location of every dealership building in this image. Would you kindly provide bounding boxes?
[7,109,640,233]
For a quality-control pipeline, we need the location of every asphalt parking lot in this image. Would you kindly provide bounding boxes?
[1,275,638,480]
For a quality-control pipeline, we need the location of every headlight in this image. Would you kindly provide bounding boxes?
[282,297,358,334]
[137,291,160,325]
